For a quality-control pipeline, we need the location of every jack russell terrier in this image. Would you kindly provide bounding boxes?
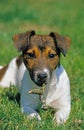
[0,30,71,124]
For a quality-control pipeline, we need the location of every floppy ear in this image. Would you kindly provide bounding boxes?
[12,30,35,52]
[49,32,71,56]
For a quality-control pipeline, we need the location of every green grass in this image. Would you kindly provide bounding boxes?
[0,0,84,129]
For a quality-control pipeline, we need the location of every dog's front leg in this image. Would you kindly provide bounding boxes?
[21,105,41,120]
[20,93,41,121]
[52,95,71,125]
[20,71,41,121]
[54,104,71,124]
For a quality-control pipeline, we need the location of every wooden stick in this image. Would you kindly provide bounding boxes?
[29,84,45,95]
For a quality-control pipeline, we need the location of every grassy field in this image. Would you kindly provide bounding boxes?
[0,0,84,129]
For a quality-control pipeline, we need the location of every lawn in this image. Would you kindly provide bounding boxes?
[0,0,84,129]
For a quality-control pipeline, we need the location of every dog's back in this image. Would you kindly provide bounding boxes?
[0,56,26,88]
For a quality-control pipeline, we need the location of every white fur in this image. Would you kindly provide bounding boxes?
[0,57,71,124]
[0,66,3,69]
[0,58,26,88]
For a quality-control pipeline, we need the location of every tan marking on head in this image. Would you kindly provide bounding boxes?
[43,47,59,70]
[0,65,8,81]
[26,47,40,58]
[43,47,56,57]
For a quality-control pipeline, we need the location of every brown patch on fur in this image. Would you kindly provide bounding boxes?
[16,55,23,68]
[0,65,8,81]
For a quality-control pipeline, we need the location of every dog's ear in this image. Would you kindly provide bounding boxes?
[49,32,71,56]
[12,30,35,52]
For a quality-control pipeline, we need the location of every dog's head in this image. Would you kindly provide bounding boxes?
[13,30,71,86]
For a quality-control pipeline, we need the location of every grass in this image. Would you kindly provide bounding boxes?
[0,0,84,129]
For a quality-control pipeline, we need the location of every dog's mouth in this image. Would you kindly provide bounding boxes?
[36,72,47,86]
[35,78,47,87]
[34,73,48,86]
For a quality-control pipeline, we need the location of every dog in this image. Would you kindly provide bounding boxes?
[0,30,71,124]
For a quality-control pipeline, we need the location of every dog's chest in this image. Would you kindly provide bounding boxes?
[42,73,58,107]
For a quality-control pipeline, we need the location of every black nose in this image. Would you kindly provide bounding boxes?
[38,73,47,80]
[37,73,47,85]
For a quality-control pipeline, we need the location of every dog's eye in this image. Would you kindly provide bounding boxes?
[48,53,56,58]
[27,52,35,58]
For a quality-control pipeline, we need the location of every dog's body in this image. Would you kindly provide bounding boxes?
[0,31,71,124]
[0,56,25,88]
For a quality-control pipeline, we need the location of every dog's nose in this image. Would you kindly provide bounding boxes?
[38,73,47,80]
[37,73,47,85]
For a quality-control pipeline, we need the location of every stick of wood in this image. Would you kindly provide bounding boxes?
[29,84,45,95]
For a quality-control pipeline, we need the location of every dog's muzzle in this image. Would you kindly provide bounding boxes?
[37,72,47,85]
[34,69,50,86]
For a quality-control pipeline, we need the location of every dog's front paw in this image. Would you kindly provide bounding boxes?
[28,112,41,121]
[53,111,68,125]
[21,106,41,121]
